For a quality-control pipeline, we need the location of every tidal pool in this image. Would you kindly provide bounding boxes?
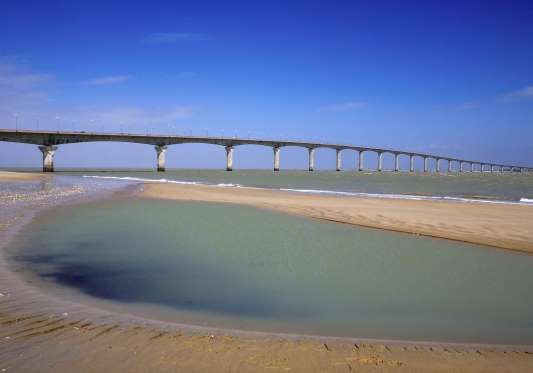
[7,197,533,345]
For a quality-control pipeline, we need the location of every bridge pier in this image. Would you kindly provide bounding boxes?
[273,146,280,172]
[225,145,234,171]
[38,145,58,172]
[155,145,167,172]
[308,148,315,171]
[3,130,532,175]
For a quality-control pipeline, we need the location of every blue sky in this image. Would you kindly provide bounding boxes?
[1,0,533,170]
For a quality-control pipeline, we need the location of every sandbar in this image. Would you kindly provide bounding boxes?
[0,171,49,182]
[142,183,533,253]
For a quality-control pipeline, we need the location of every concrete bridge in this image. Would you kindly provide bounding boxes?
[1,129,531,173]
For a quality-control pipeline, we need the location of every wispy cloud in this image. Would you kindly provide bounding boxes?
[0,59,50,89]
[501,85,533,101]
[319,101,366,112]
[142,33,213,44]
[0,57,199,130]
[0,58,51,117]
[90,106,197,125]
[82,75,131,86]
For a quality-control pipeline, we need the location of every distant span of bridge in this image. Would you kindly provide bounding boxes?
[1,129,531,173]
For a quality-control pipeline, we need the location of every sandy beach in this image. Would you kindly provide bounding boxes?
[141,182,533,254]
[1,174,532,372]
[0,171,49,182]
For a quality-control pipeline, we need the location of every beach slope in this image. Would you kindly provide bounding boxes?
[142,183,533,253]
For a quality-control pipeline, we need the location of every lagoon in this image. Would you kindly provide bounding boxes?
[8,196,533,345]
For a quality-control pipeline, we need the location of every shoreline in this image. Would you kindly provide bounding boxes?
[1,174,533,371]
[0,171,50,182]
[3,188,531,350]
[140,182,533,254]
[80,173,533,206]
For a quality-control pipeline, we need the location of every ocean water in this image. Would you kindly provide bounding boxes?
[55,169,533,204]
[8,196,533,345]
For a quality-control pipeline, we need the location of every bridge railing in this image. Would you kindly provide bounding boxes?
[0,129,531,173]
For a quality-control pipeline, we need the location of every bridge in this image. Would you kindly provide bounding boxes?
[1,129,531,173]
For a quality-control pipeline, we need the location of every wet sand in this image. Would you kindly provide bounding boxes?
[141,183,533,254]
[2,310,533,372]
[1,177,533,372]
[0,171,48,182]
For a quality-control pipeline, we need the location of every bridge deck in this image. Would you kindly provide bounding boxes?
[0,129,530,171]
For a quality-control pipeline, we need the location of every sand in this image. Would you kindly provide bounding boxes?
[0,171,48,182]
[1,178,533,372]
[141,183,533,254]
[2,309,532,372]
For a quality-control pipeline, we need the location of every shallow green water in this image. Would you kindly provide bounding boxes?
[9,197,533,345]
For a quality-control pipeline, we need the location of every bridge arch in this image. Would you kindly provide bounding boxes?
[1,130,529,173]
[51,141,155,170]
[230,143,275,170]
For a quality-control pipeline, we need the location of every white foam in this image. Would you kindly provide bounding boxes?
[216,183,243,187]
[82,175,247,189]
[82,175,200,185]
[279,188,533,206]
[81,175,533,206]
